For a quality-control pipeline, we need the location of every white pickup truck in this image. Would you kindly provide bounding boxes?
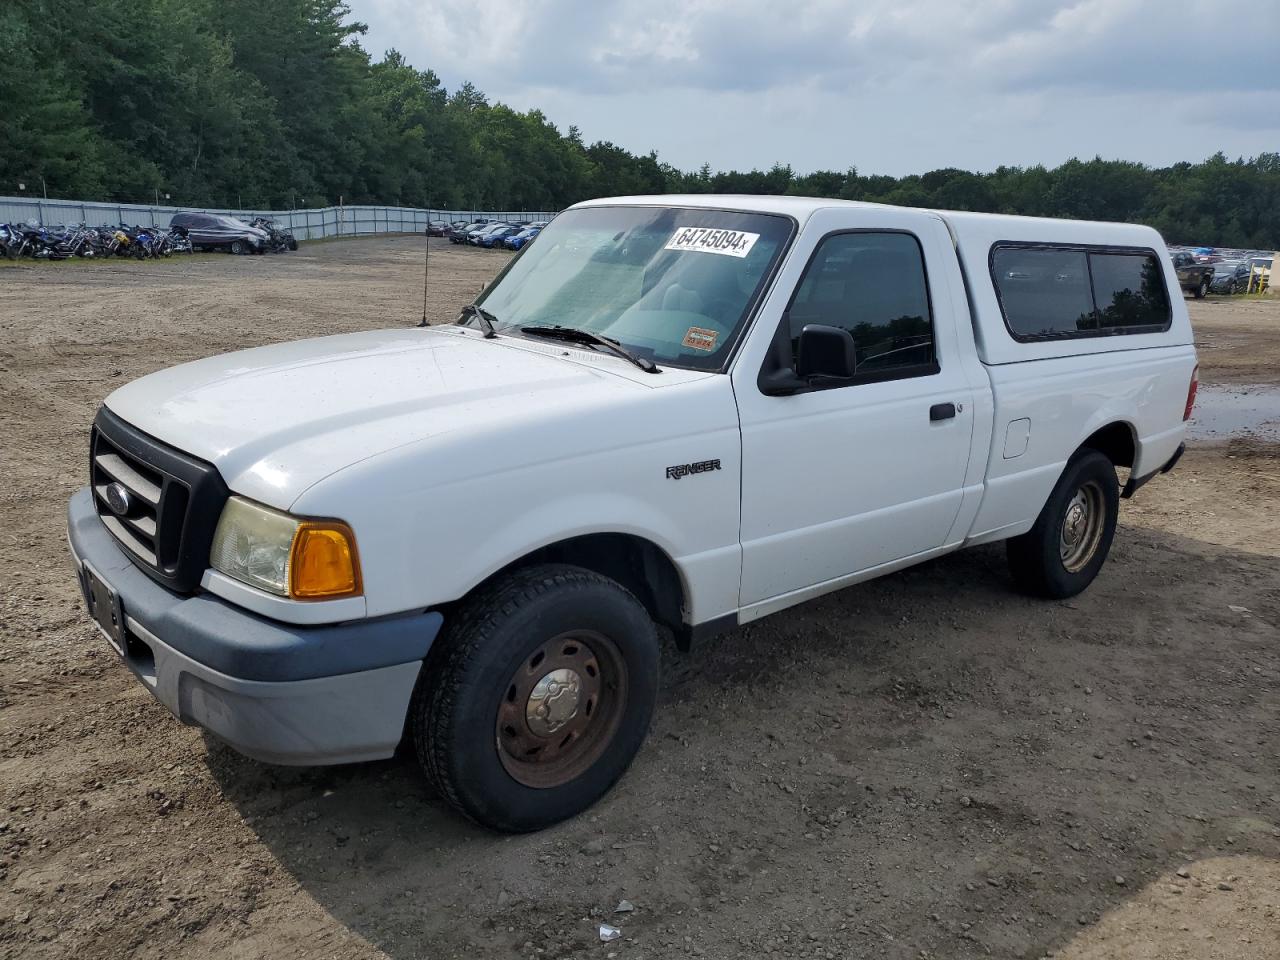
[68,196,1197,831]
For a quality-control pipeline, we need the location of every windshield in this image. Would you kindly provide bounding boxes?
[475,205,793,370]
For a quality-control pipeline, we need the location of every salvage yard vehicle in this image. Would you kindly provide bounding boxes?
[1171,250,1215,298]
[170,212,268,255]
[447,219,488,243]
[249,216,298,252]
[504,222,546,250]
[478,224,520,248]
[467,221,512,245]
[1209,261,1249,295]
[67,195,1197,832]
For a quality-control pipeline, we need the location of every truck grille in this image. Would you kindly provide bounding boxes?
[90,407,229,593]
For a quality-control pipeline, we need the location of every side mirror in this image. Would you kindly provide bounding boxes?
[796,324,858,380]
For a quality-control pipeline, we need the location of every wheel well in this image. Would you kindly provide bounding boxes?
[1080,422,1136,469]
[488,534,690,649]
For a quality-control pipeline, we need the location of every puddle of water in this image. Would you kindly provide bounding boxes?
[1188,384,1280,441]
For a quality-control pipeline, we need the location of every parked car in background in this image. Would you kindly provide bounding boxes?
[425,220,451,237]
[447,220,487,244]
[504,223,546,251]
[467,222,512,245]
[1209,261,1249,295]
[170,213,268,255]
[1170,251,1215,298]
[478,225,520,248]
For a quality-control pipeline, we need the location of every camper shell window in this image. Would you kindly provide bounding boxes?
[990,243,1173,342]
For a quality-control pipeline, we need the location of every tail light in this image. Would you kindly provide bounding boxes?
[1183,365,1198,421]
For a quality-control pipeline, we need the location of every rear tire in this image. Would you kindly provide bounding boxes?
[412,563,659,832]
[1006,449,1119,599]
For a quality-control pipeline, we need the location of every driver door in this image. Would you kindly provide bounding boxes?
[732,207,975,611]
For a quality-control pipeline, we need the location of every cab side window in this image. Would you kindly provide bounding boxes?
[786,231,937,381]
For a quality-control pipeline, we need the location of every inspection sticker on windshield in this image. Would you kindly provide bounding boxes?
[682,326,719,352]
[664,226,759,258]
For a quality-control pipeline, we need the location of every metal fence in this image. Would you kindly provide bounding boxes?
[0,196,558,241]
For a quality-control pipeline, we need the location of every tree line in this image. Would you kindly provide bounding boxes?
[2,0,1277,248]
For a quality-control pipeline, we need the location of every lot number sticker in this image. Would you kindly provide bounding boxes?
[681,326,719,352]
[664,226,759,258]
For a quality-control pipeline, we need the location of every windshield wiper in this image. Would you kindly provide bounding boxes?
[459,302,499,338]
[519,325,661,374]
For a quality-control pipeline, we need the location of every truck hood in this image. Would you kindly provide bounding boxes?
[104,326,707,509]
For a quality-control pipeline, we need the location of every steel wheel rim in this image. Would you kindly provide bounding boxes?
[495,630,627,789]
[1059,479,1106,573]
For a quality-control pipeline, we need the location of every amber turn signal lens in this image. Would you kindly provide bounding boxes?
[289,522,362,599]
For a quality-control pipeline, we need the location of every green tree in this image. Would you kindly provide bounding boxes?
[1,1,1277,247]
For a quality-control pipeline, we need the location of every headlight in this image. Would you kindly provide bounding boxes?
[210,496,362,600]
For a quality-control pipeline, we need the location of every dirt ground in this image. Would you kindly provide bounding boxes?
[1,238,1277,960]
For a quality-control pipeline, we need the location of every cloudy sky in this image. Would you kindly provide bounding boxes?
[347,0,1279,177]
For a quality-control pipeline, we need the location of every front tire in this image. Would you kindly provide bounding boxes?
[230,240,245,255]
[412,564,659,832]
[1194,278,1208,299]
[1006,449,1119,599]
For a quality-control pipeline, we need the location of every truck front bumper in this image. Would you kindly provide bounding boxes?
[67,487,441,765]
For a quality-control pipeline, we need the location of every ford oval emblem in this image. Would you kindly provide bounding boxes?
[104,482,132,516]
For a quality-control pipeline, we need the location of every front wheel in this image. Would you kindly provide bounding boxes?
[412,564,659,832]
[230,240,245,255]
[1194,278,1208,299]
[1006,449,1119,599]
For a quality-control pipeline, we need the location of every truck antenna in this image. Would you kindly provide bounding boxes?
[416,228,430,328]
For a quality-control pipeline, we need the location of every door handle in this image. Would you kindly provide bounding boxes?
[929,402,956,421]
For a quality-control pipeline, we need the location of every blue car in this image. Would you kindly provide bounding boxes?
[504,224,545,251]
[467,222,512,245]
[478,225,520,248]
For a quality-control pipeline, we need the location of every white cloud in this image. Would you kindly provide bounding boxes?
[347,0,1280,174]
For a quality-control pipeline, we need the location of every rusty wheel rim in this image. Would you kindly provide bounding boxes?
[495,630,627,789]
[1059,479,1106,574]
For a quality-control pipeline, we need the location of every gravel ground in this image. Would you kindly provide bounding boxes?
[1,238,1277,960]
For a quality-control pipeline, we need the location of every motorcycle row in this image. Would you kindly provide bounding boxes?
[0,216,297,261]
[0,221,193,260]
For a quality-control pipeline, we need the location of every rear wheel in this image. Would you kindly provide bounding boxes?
[1006,449,1119,599]
[412,564,659,832]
